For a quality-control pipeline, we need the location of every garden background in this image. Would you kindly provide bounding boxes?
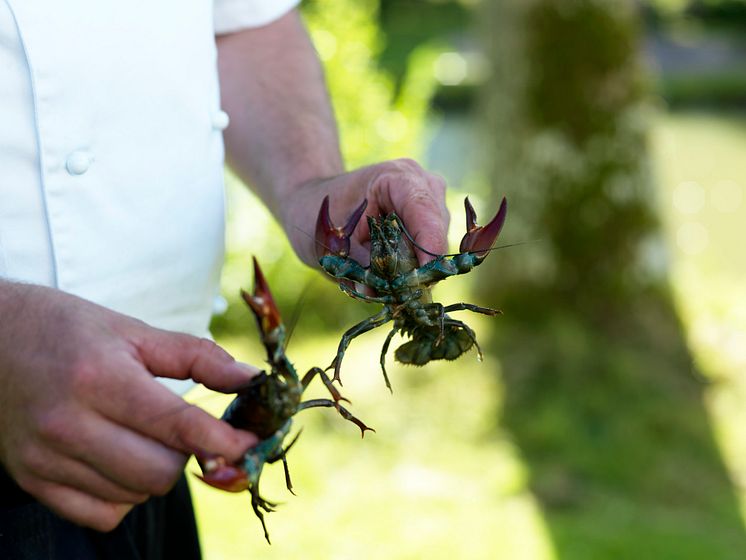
[189,1,746,558]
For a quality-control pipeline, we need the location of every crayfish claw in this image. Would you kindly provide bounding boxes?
[195,453,250,493]
[314,195,368,260]
[459,196,507,258]
[242,257,283,335]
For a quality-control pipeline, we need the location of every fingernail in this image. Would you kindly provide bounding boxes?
[232,361,259,377]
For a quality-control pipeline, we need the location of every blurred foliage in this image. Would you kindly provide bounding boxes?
[479,0,746,556]
[481,0,659,316]
[196,0,746,557]
[647,0,746,26]
[210,0,440,339]
[644,0,746,108]
[196,110,746,560]
[659,72,746,106]
[303,0,439,167]
[378,0,470,83]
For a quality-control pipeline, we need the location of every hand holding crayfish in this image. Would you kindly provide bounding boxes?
[280,159,451,268]
[315,193,507,390]
[0,281,258,532]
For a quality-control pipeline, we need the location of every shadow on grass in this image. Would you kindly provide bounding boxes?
[491,288,746,559]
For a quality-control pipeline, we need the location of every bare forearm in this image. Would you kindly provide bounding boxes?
[217,9,343,222]
[217,9,449,268]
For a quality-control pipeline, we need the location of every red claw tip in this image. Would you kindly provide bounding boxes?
[197,467,250,493]
[344,198,369,237]
[459,196,507,258]
[464,196,478,232]
[241,258,282,333]
[195,452,250,493]
[315,196,368,260]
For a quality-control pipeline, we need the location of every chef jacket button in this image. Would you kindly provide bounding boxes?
[66,151,92,175]
[212,110,230,131]
[212,295,229,315]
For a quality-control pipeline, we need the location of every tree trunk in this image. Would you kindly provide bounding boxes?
[480,0,746,556]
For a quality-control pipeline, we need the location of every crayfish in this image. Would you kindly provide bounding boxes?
[197,257,372,543]
[315,195,507,390]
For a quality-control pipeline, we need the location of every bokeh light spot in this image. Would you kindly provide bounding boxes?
[433,52,468,86]
[673,181,705,214]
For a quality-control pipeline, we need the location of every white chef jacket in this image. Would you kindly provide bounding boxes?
[0,0,298,392]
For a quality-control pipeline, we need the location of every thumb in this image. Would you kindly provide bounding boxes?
[133,328,259,392]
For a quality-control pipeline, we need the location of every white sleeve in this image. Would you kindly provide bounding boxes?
[213,0,301,34]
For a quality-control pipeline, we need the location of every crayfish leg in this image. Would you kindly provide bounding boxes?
[442,302,502,316]
[327,308,392,384]
[298,399,375,438]
[379,328,398,393]
[250,485,277,544]
[338,282,394,304]
[281,454,295,496]
[301,367,350,405]
[267,430,303,496]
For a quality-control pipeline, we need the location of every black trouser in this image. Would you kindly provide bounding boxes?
[0,467,201,560]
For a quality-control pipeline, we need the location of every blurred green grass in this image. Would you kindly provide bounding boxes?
[187,109,746,559]
[652,110,746,531]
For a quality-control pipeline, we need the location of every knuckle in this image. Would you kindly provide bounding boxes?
[403,187,438,208]
[18,443,46,475]
[195,337,227,360]
[189,336,232,368]
[173,408,210,449]
[376,158,421,178]
[13,471,40,496]
[195,336,218,354]
[67,359,99,394]
[431,174,447,192]
[35,408,76,446]
[394,157,421,171]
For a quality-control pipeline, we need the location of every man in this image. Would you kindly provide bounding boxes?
[0,1,449,556]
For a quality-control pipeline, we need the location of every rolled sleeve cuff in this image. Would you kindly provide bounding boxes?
[214,0,301,34]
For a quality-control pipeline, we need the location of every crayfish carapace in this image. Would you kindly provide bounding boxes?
[197,257,372,543]
[315,195,507,391]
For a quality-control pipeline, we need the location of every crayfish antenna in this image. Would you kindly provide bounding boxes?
[459,196,508,258]
[314,195,368,260]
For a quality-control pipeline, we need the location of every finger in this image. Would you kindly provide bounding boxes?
[36,405,188,495]
[54,414,190,495]
[401,174,450,262]
[368,164,450,264]
[97,368,258,462]
[22,444,149,505]
[134,329,259,392]
[26,479,132,532]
